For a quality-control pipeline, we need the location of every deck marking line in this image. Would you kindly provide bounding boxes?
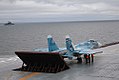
[19,72,40,80]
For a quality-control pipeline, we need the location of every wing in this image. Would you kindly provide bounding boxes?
[78,49,103,54]
[34,48,48,52]
[62,51,74,60]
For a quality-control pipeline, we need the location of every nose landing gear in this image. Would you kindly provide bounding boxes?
[77,55,82,63]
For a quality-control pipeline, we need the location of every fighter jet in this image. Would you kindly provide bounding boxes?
[34,35,102,63]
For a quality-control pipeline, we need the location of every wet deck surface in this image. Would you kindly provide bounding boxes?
[1,44,119,80]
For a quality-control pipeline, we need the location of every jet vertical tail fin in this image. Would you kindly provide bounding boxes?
[64,35,75,59]
[66,35,74,52]
[47,35,59,52]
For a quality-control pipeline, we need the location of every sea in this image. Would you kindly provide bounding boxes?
[0,20,119,55]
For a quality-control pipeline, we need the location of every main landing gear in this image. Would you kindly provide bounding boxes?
[84,54,94,63]
[76,54,94,64]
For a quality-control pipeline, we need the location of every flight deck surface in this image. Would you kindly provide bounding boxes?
[0,44,119,80]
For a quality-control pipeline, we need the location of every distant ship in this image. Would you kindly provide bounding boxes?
[4,21,14,25]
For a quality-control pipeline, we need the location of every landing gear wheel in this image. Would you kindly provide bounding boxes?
[77,57,82,63]
[84,54,91,63]
[91,54,94,63]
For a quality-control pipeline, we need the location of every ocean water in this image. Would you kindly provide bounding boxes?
[0,20,119,55]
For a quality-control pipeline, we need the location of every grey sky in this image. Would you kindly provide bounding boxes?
[0,0,119,22]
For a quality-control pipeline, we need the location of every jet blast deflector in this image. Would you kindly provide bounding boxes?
[14,51,69,73]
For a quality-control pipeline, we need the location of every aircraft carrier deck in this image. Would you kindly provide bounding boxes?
[1,44,119,80]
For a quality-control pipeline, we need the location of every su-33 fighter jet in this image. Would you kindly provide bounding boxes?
[35,35,102,63]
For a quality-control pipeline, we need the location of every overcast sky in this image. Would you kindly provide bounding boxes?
[0,0,119,23]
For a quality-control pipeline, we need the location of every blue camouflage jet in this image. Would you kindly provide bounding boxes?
[34,35,102,63]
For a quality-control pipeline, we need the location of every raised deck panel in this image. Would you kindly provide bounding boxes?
[14,51,70,73]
